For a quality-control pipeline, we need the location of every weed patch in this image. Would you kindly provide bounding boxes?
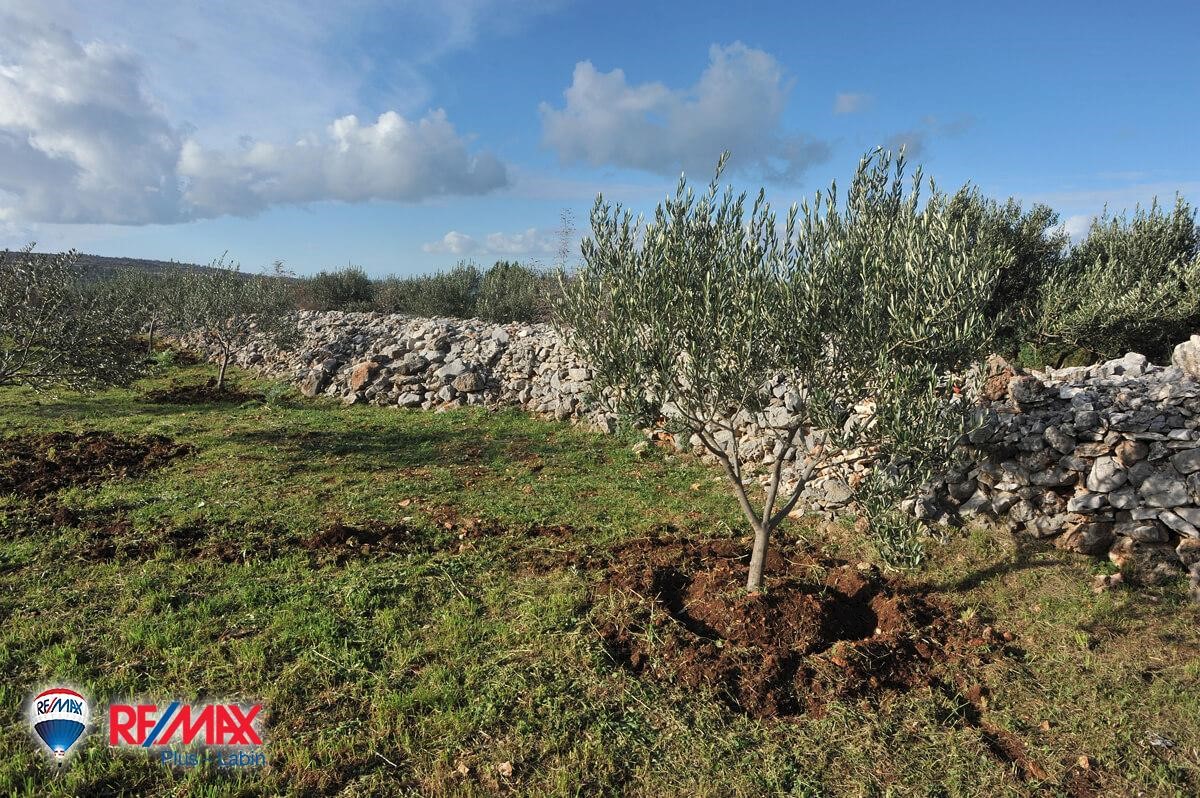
[1,362,1196,796]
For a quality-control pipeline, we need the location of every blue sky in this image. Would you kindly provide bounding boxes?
[1,0,1197,276]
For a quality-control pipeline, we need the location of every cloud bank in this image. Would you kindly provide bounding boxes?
[540,42,831,183]
[884,115,975,160]
[180,112,507,218]
[0,14,508,224]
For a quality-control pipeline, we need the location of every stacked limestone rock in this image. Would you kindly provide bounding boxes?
[176,311,607,424]
[173,312,1200,593]
[940,342,1200,588]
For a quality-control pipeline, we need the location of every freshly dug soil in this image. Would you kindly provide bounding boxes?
[302,521,421,564]
[142,379,264,405]
[598,535,1017,719]
[0,431,193,497]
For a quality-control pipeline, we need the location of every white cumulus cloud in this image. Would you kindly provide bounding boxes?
[423,231,480,256]
[180,111,507,218]
[0,17,184,224]
[1060,214,1095,240]
[539,42,831,183]
[423,227,559,257]
[0,13,509,225]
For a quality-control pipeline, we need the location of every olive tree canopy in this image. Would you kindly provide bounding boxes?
[0,246,144,390]
[1037,196,1200,363]
[559,150,1009,590]
[175,257,298,391]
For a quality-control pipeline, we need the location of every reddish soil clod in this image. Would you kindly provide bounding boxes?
[597,536,1017,719]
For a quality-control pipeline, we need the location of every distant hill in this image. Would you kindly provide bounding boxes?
[12,251,291,281]
[69,253,216,279]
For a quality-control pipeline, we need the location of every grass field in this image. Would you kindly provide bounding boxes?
[1,360,1198,797]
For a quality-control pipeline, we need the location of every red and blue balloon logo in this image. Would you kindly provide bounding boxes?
[30,687,90,762]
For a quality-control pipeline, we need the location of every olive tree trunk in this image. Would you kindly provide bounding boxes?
[746,521,770,592]
[216,345,231,392]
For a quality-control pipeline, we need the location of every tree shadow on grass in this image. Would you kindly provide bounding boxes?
[12,393,266,424]
[228,408,604,474]
[924,532,1067,594]
[226,426,472,472]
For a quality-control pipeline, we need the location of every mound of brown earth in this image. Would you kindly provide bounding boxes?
[0,431,192,497]
[302,521,420,564]
[142,379,264,405]
[598,536,1018,719]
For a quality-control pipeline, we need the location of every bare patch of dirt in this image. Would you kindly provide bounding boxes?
[596,535,1020,720]
[142,379,265,405]
[1060,755,1103,797]
[0,499,81,538]
[80,515,159,561]
[0,432,193,497]
[301,521,421,564]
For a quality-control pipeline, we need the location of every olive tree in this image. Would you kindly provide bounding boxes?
[176,257,297,391]
[1037,196,1200,362]
[559,151,1007,590]
[297,265,376,311]
[935,190,1067,353]
[0,246,144,389]
[104,267,187,356]
[476,261,555,323]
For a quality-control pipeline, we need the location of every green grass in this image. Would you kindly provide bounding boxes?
[1,361,1198,796]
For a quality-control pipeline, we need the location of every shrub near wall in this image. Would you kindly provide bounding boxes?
[360,261,553,322]
[372,262,481,318]
[1037,197,1200,364]
[476,261,555,323]
[296,265,375,311]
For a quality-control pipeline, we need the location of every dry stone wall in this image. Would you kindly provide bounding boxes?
[175,312,1200,593]
[948,350,1200,591]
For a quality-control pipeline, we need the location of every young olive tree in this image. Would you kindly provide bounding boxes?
[559,151,1007,591]
[104,267,187,356]
[0,246,144,389]
[176,257,297,391]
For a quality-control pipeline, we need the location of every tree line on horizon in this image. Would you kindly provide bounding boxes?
[291,183,1200,368]
[2,149,1198,389]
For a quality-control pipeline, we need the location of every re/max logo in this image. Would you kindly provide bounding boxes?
[36,696,84,715]
[108,703,263,747]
